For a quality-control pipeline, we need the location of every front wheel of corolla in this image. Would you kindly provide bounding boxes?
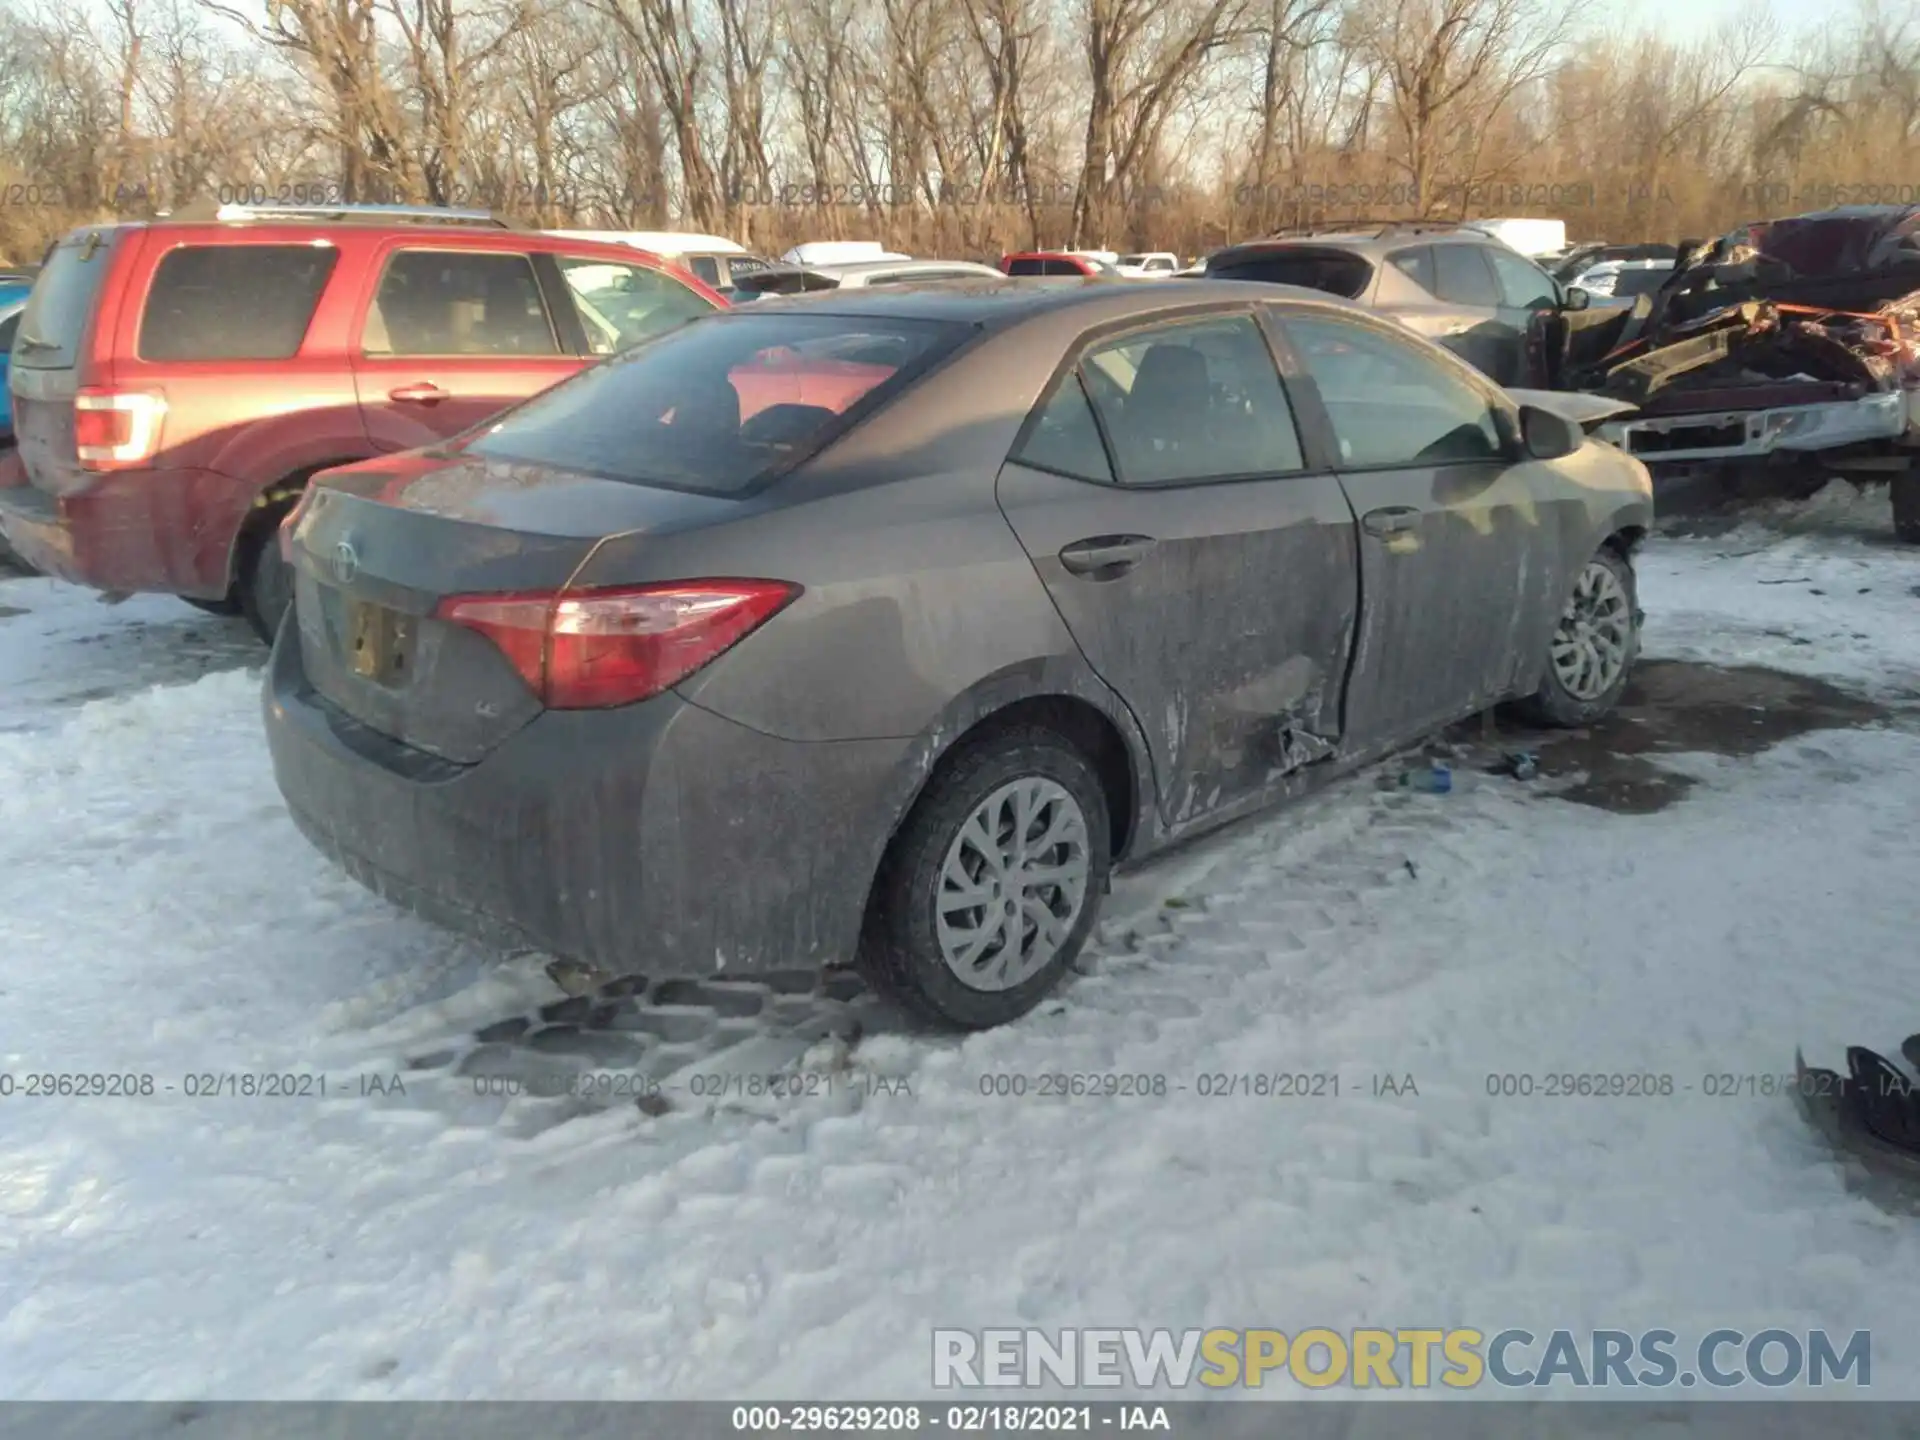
[1515,543,1639,727]
[862,726,1111,1031]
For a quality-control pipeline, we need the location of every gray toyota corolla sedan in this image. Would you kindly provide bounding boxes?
[264,279,1652,1029]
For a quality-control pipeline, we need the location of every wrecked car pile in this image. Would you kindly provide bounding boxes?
[1564,206,1920,539]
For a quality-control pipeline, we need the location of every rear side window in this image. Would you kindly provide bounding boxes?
[1283,311,1501,467]
[1014,373,1114,482]
[1431,245,1500,306]
[686,256,722,285]
[1207,250,1373,299]
[365,250,557,357]
[12,232,115,370]
[1006,258,1047,276]
[1047,259,1085,276]
[138,244,338,362]
[1078,314,1305,484]
[463,312,970,495]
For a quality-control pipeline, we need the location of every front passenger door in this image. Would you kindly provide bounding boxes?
[1275,308,1552,745]
[1485,246,1563,388]
[995,310,1360,830]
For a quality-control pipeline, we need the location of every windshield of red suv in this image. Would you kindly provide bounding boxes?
[462,311,972,495]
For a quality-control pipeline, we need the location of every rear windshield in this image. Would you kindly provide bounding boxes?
[1206,251,1373,298]
[140,244,339,361]
[739,270,833,295]
[463,311,972,495]
[12,230,116,370]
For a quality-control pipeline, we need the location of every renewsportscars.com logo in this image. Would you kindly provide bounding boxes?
[931,1327,1872,1391]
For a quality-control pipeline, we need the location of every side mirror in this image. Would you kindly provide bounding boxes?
[1562,285,1592,311]
[1519,404,1581,461]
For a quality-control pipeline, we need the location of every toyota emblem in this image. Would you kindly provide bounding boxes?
[332,539,359,586]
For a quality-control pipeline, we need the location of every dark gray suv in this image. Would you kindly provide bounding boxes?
[1203,221,1592,387]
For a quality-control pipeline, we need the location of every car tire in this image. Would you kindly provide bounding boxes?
[1893,466,1920,544]
[239,524,294,645]
[1513,544,1639,727]
[182,593,242,617]
[861,726,1111,1031]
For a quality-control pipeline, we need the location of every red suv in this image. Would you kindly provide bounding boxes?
[999,252,1116,277]
[0,205,726,639]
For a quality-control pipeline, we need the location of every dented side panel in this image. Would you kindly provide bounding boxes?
[995,459,1360,830]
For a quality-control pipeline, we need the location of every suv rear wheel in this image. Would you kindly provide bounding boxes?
[239,515,295,644]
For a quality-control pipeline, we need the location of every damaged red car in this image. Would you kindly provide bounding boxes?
[1564,205,1920,541]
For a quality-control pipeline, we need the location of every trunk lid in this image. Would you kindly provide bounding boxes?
[288,452,747,763]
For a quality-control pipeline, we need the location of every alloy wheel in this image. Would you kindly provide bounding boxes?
[934,777,1092,992]
[1550,558,1632,701]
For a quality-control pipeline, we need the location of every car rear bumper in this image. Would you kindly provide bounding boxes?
[0,467,251,597]
[1597,390,1907,463]
[262,625,909,979]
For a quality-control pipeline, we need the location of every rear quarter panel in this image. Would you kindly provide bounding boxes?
[573,307,1161,855]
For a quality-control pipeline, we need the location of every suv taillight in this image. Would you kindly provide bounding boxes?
[73,388,167,470]
[435,580,800,710]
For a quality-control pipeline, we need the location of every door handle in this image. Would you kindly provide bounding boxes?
[1058,534,1157,578]
[1361,507,1420,538]
[388,383,447,404]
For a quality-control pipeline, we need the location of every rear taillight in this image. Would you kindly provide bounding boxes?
[73,388,167,470]
[435,580,800,710]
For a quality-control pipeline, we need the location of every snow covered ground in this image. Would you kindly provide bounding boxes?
[1,483,1918,1402]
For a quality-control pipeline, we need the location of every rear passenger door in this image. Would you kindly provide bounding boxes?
[995,309,1360,830]
[1427,244,1511,381]
[352,244,583,452]
[1274,305,1551,743]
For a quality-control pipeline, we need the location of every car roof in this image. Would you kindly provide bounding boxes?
[736,276,1361,325]
[69,214,689,263]
[1217,230,1500,259]
[547,229,745,255]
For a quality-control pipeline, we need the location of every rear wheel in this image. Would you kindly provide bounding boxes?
[1514,545,1638,727]
[861,727,1110,1030]
[239,521,294,644]
[182,593,242,617]
[1893,465,1920,544]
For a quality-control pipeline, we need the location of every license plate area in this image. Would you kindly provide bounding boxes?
[347,599,414,685]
